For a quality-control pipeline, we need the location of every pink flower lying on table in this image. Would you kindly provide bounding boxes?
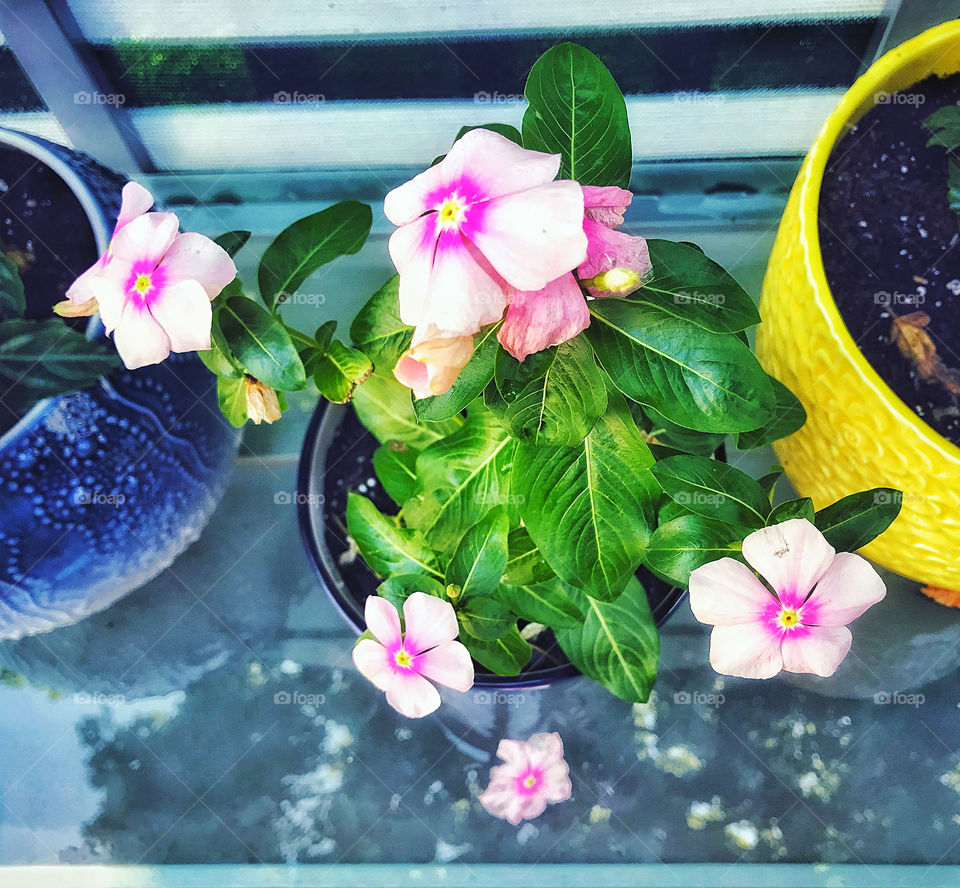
[479,732,572,825]
[688,518,886,680]
[352,592,474,718]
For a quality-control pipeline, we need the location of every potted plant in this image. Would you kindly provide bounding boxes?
[757,19,960,598]
[0,129,240,640]
[278,44,902,716]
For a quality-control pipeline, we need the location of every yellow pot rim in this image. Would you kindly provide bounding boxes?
[797,18,960,468]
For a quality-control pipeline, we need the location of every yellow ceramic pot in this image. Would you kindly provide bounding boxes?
[757,19,960,592]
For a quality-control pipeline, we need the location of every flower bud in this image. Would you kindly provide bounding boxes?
[584,267,643,295]
[53,297,98,318]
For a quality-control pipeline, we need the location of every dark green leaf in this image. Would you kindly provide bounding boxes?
[557,578,659,704]
[645,514,741,587]
[216,375,247,427]
[758,467,784,500]
[522,42,631,188]
[924,105,960,152]
[642,405,725,457]
[346,491,441,579]
[735,377,807,450]
[514,393,659,601]
[504,526,555,585]
[465,625,531,675]
[372,442,419,506]
[632,239,761,334]
[415,324,499,422]
[199,336,243,379]
[349,275,413,369]
[814,488,902,552]
[651,454,770,529]
[213,230,251,258]
[446,508,510,600]
[0,254,26,321]
[259,201,372,310]
[495,336,607,446]
[587,298,775,433]
[313,338,373,403]
[352,372,462,449]
[217,295,306,391]
[377,574,445,611]
[497,579,583,629]
[457,597,515,640]
[768,497,815,524]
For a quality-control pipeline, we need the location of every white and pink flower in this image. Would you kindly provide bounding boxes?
[478,732,572,825]
[689,518,886,680]
[352,592,474,718]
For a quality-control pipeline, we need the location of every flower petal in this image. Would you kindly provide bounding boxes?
[478,776,525,824]
[384,669,442,718]
[364,595,401,647]
[467,181,587,292]
[708,622,784,679]
[115,181,155,231]
[161,232,236,300]
[147,279,213,353]
[524,732,565,769]
[402,591,459,655]
[578,219,652,291]
[741,519,836,601]
[109,212,180,266]
[384,129,561,225]
[112,301,172,370]
[414,640,474,692]
[688,557,777,626]
[394,332,474,399]
[806,553,886,626]
[352,638,393,692]
[780,625,852,677]
[582,185,632,228]
[388,214,438,329]
[66,262,106,304]
[497,273,589,362]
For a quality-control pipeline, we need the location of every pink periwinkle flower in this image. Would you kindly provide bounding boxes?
[81,211,236,370]
[689,518,886,679]
[352,592,474,718]
[478,732,572,825]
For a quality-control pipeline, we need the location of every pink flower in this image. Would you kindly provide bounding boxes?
[393,330,474,399]
[84,213,236,370]
[497,186,652,361]
[384,128,587,340]
[478,733,572,825]
[67,181,155,306]
[352,592,474,718]
[688,518,886,680]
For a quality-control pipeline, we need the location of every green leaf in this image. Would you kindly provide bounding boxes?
[504,527,556,585]
[758,467,784,500]
[522,42,631,188]
[352,372,462,449]
[345,491,441,579]
[514,393,659,601]
[415,324,499,422]
[768,497,815,524]
[0,254,26,321]
[924,105,960,152]
[735,377,807,450]
[495,336,607,446]
[445,508,510,600]
[651,455,770,529]
[641,405,725,457]
[497,579,583,629]
[0,318,118,395]
[557,578,659,704]
[213,230,251,258]
[377,574,445,611]
[259,201,372,310]
[465,625,531,676]
[403,406,515,551]
[948,159,960,229]
[216,375,248,427]
[587,298,775,433]
[814,489,902,552]
[217,295,306,391]
[349,275,413,369]
[632,240,761,334]
[313,338,373,403]
[198,336,244,379]
[372,442,419,506]
[645,514,740,587]
[455,123,522,145]
[457,597,516,640]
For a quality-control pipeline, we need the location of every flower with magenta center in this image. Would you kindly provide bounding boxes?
[688,518,887,679]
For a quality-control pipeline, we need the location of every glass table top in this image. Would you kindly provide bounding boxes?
[2,163,960,887]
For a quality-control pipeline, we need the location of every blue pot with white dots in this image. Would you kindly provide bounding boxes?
[0,129,240,640]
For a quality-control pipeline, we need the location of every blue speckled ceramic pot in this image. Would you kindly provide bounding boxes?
[0,129,240,640]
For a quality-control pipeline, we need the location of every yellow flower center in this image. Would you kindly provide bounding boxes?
[522,775,538,789]
[133,273,153,295]
[437,196,466,229]
[778,608,800,628]
[395,649,413,668]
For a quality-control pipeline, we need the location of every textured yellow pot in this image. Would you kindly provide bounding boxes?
[757,20,960,591]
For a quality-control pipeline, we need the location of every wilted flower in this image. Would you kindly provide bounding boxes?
[245,377,282,424]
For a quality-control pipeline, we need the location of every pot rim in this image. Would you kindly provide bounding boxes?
[0,128,111,450]
[796,19,960,464]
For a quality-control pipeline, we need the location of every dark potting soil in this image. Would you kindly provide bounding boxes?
[320,405,684,684]
[819,73,960,443]
[0,144,98,323]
